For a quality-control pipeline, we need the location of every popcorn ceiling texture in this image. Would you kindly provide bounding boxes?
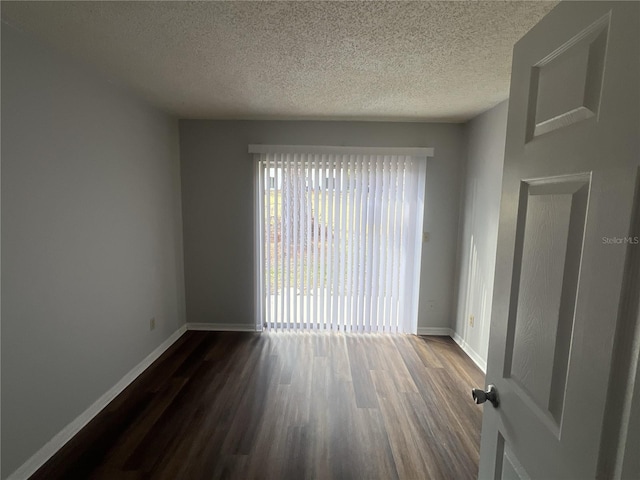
[1,1,557,122]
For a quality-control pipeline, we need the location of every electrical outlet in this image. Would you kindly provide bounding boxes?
[150,317,156,330]
[469,315,475,327]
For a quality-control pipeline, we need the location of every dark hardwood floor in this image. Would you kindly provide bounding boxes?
[31,331,485,480]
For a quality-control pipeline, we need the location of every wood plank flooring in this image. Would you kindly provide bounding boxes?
[31,331,485,480]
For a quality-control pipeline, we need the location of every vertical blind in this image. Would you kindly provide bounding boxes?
[252,145,431,333]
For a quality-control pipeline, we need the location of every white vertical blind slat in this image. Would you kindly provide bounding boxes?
[382,156,394,332]
[370,155,383,332]
[398,156,415,332]
[347,154,357,333]
[298,154,304,330]
[332,156,342,331]
[283,153,289,331]
[339,155,348,331]
[364,157,376,333]
[312,154,320,330]
[333,155,342,331]
[298,157,303,330]
[357,155,368,332]
[319,155,327,330]
[326,154,335,331]
[391,157,403,332]
[404,157,420,333]
[305,154,312,331]
[256,154,264,330]
[263,154,270,330]
[378,155,390,332]
[297,154,304,330]
[292,153,298,329]
[271,155,282,329]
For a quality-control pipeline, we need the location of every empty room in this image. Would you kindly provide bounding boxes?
[2,1,639,479]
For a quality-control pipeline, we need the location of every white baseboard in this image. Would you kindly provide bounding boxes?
[417,327,487,373]
[450,331,487,373]
[417,327,453,336]
[8,324,188,480]
[186,322,258,332]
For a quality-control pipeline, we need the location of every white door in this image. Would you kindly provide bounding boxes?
[478,1,640,479]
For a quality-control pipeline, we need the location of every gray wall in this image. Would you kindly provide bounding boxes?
[452,101,508,369]
[1,25,185,478]
[179,120,466,330]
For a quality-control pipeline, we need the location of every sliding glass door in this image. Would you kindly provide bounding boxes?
[253,146,430,333]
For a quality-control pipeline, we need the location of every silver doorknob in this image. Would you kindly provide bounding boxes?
[472,384,499,408]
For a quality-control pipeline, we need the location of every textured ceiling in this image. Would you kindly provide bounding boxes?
[1,1,558,122]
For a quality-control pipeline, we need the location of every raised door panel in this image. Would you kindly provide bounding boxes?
[506,176,589,428]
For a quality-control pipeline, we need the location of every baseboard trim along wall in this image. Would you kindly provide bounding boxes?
[417,327,486,373]
[450,331,487,373]
[7,324,188,480]
[186,322,258,332]
[416,327,452,336]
